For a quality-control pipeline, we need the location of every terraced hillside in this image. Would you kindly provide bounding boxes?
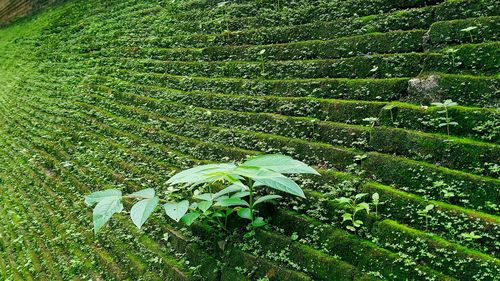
[0,0,499,280]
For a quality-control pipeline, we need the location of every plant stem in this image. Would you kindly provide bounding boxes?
[445,106,450,136]
[247,177,255,224]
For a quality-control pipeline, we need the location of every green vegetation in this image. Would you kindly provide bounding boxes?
[0,0,498,280]
[86,154,319,236]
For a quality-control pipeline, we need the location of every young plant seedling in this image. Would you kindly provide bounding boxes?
[433,180,455,201]
[258,49,267,77]
[460,26,478,42]
[335,193,370,232]
[217,1,230,32]
[417,204,434,231]
[371,192,383,219]
[460,231,481,242]
[381,104,396,125]
[362,117,379,128]
[85,154,319,239]
[443,48,459,66]
[431,99,458,136]
[362,117,379,139]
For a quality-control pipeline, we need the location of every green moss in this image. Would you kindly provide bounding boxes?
[255,230,356,281]
[362,182,500,256]
[271,210,455,281]
[425,16,500,50]
[373,219,500,280]
[226,248,313,281]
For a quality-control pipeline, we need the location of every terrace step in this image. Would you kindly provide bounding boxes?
[86,82,500,177]
[103,72,500,143]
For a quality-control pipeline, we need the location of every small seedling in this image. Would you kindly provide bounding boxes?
[460,231,481,242]
[460,26,478,42]
[433,180,455,201]
[381,104,396,124]
[335,193,370,232]
[485,201,499,212]
[443,48,459,66]
[417,204,434,231]
[431,99,458,136]
[310,119,318,139]
[371,193,383,218]
[362,117,379,128]
[362,117,379,139]
[217,2,230,32]
[205,110,213,127]
[258,49,267,77]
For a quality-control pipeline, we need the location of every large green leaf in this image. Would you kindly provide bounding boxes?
[85,189,121,206]
[253,195,282,206]
[254,176,305,198]
[197,201,212,213]
[129,188,155,199]
[130,197,159,229]
[237,208,253,220]
[214,197,249,207]
[233,166,305,198]
[163,200,189,222]
[213,184,246,198]
[166,163,237,186]
[193,193,214,201]
[241,154,319,175]
[233,165,280,179]
[92,197,123,234]
[181,212,200,226]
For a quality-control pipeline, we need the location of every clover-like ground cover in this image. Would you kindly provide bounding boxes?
[0,0,498,280]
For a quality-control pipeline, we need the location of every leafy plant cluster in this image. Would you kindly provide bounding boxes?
[85,154,319,237]
[335,192,381,232]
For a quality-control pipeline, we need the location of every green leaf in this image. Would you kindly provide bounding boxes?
[230,191,250,198]
[85,189,121,206]
[194,193,214,201]
[166,163,237,186]
[335,197,351,205]
[353,220,363,227]
[197,201,212,213]
[255,176,305,198]
[214,197,249,207]
[213,184,246,198]
[212,211,225,218]
[92,197,123,234]
[253,195,283,207]
[241,154,319,175]
[163,200,190,222]
[129,188,155,199]
[130,197,159,229]
[425,204,435,212]
[181,212,200,226]
[237,208,253,220]
[444,100,457,107]
[244,230,255,238]
[290,232,299,241]
[354,193,368,200]
[342,213,352,222]
[382,104,396,110]
[251,217,267,228]
[356,202,370,214]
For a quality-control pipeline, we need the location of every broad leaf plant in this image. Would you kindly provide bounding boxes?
[85,154,319,236]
